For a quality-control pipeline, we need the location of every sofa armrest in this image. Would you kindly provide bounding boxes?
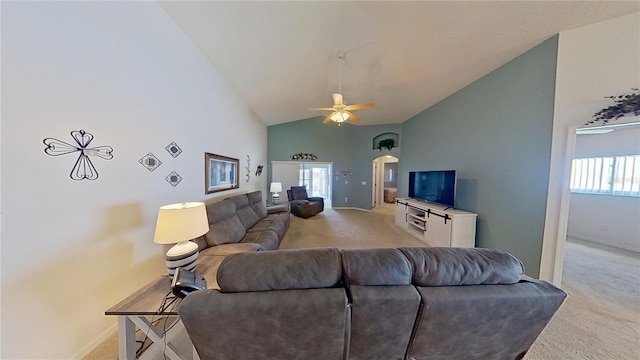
[267,204,289,214]
[308,197,324,203]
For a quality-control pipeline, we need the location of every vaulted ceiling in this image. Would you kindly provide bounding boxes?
[160,1,639,126]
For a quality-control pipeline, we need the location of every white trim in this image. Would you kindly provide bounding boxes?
[271,160,334,165]
[567,233,640,253]
[332,207,371,212]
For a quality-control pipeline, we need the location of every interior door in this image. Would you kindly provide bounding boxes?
[301,163,332,208]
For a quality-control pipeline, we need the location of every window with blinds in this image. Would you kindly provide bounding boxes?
[271,161,333,201]
[569,155,640,197]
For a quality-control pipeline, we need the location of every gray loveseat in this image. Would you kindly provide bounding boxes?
[179,247,567,360]
[193,190,290,256]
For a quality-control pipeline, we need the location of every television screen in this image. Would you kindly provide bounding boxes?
[408,170,456,207]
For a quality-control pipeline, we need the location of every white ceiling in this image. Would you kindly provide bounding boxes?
[159,1,639,126]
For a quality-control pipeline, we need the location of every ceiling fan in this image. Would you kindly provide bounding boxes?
[309,51,375,125]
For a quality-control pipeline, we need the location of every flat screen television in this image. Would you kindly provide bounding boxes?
[408,170,456,207]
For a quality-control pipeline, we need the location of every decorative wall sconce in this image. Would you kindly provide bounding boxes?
[335,170,352,181]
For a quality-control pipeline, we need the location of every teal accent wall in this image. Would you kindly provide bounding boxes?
[267,36,558,276]
[267,117,403,208]
[400,36,558,276]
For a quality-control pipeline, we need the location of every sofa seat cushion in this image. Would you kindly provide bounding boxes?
[248,216,288,240]
[217,248,342,292]
[199,243,262,256]
[400,247,524,286]
[241,229,279,250]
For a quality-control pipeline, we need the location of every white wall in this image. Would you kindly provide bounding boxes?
[0,2,267,358]
[568,127,640,252]
[540,12,640,282]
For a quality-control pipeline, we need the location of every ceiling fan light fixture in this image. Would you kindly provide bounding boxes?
[331,111,350,122]
[310,50,374,125]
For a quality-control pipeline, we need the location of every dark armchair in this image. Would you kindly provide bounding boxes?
[287,186,324,219]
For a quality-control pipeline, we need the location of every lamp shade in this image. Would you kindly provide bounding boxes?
[331,111,350,122]
[270,182,283,193]
[154,202,209,245]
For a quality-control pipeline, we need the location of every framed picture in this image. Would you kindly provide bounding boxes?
[205,152,239,194]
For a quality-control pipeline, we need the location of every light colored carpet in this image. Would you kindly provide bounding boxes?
[85,208,640,359]
[279,206,427,250]
[525,238,640,360]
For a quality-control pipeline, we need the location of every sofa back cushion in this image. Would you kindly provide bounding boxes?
[204,199,246,245]
[247,190,268,219]
[217,248,342,292]
[180,288,349,360]
[289,186,309,200]
[400,247,524,286]
[406,280,567,360]
[230,193,260,230]
[341,248,412,286]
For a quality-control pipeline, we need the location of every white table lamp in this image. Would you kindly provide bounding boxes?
[154,202,209,276]
[270,182,283,204]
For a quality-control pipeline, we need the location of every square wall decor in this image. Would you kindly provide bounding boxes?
[139,153,162,172]
[165,142,182,158]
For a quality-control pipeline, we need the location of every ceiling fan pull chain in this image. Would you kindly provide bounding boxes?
[338,50,344,94]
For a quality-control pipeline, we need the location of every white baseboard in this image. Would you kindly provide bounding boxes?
[331,207,371,212]
[72,322,117,359]
[567,233,640,253]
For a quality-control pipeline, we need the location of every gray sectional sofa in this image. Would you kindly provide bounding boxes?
[193,190,290,257]
[179,247,567,360]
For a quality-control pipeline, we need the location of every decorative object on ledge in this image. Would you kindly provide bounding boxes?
[246,155,251,182]
[43,129,114,181]
[255,165,264,176]
[291,153,318,161]
[270,182,283,204]
[165,142,182,158]
[588,88,640,125]
[154,202,209,276]
[165,171,182,187]
[372,132,399,151]
[139,152,162,172]
[205,152,239,194]
[335,169,352,181]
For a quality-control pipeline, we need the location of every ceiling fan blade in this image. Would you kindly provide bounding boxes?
[345,103,375,111]
[347,112,360,123]
[309,107,336,111]
[333,93,344,106]
[323,114,335,123]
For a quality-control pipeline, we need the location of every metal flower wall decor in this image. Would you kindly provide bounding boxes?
[43,130,114,180]
[588,88,640,125]
[291,153,317,161]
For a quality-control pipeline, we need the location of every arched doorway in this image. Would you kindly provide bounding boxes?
[372,155,399,208]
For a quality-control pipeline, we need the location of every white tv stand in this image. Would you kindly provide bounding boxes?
[395,198,477,247]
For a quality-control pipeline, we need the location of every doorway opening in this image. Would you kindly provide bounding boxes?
[271,161,333,208]
[372,155,399,209]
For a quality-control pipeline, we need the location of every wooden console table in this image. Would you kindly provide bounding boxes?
[105,259,223,359]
